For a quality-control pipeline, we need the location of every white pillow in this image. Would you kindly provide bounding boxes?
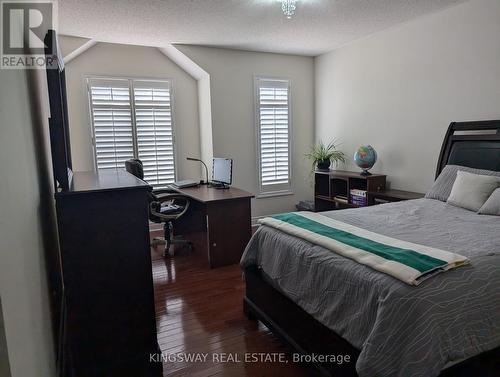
[478,188,500,215]
[447,171,499,212]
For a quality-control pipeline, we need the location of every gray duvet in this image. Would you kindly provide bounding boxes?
[241,198,500,377]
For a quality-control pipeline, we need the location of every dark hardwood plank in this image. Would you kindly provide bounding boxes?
[151,247,308,377]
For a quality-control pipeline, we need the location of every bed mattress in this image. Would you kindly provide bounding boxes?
[241,198,500,377]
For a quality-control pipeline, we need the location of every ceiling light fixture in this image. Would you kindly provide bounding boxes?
[281,0,297,19]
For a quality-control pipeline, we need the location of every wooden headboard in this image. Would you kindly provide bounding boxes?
[436,120,500,178]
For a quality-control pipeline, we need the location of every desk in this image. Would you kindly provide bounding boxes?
[171,185,254,268]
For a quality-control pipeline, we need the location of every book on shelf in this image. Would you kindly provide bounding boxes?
[350,189,367,197]
[350,189,367,206]
[351,198,367,206]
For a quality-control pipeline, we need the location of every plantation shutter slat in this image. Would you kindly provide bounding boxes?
[88,78,176,187]
[257,79,291,189]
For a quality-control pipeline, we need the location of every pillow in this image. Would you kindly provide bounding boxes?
[478,188,500,215]
[446,171,499,212]
[426,165,500,202]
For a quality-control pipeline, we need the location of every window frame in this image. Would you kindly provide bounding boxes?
[85,75,178,186]
[254,75,293,198]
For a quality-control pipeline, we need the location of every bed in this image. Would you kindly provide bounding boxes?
[241,120,500,377]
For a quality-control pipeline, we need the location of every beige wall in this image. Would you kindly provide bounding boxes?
[315,0,500,193]
[61,39,201,180]
[177,45,315,217]
[0,68,56,376]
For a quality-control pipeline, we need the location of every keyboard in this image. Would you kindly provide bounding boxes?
[171,179,199,188]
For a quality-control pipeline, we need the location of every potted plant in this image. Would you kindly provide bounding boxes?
[306,140,346,171]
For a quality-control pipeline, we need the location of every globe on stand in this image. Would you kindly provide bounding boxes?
[354,145,377,176]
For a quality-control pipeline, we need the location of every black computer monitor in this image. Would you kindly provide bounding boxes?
[212,158,233,186]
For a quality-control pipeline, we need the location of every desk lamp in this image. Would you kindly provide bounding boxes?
[186,157,210,185]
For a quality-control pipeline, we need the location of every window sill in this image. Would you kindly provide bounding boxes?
[256,189,294,199]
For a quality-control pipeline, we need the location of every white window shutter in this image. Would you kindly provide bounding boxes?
[88,79,135,170]
[256,78,291,193]
[88,77,177,187]
[133,80,175,186]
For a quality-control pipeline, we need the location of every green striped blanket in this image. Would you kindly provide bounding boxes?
[259,212,469,286]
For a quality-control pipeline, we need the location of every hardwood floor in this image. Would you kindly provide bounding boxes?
[151,247,309,377]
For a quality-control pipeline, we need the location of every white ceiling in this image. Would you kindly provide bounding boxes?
[58,0,468,56]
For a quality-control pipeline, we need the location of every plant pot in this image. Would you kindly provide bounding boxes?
[316,159,331,170]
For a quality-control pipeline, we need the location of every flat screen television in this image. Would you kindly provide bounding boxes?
[44,29,73,191]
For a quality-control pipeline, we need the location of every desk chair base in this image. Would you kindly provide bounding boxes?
[151,237,192,257]
[151,222,192,257]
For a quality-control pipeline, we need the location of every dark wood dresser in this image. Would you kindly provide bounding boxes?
[55,169,161,377]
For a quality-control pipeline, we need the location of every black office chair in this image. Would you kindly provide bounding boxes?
[125,159,192,257]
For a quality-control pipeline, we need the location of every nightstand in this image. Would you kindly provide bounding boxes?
[367,189,424,205]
